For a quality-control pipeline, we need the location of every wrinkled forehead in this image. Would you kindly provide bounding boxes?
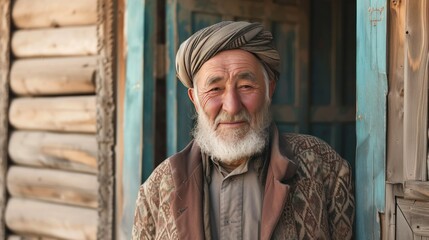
[194,50,267,86]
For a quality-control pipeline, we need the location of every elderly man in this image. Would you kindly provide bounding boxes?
[132,21,354,240]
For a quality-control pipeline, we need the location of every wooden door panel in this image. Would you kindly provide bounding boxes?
[397,198,429,239]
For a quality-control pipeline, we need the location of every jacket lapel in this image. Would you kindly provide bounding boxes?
[261,126,298,240]
[169,142,205,240]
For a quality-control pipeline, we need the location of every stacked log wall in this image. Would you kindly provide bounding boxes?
[5,0,100,239]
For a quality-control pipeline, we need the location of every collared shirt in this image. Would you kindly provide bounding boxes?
[207,156,264,240]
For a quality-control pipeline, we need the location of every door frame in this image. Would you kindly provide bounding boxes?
[355,0,387,239]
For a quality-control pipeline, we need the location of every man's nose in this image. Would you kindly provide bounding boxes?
[222,88,242,115]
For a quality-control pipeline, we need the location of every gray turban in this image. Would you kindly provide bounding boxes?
[175,21,280,88]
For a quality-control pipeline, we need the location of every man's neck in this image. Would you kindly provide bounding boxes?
[218,157,248,173]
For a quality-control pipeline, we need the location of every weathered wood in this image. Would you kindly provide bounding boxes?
[12,0,96,29]
[356,0,387,239]
[404,181,429,201]
[385,1,406,239]
[8,131,97,173]
[10,57,96,96]
[96,0,116,238]
[7,166,98,208]
[396,202,414,240]
[5,198,97,240]
[122,0,160,238]
[0,0,11,239]
[115,0,126,238]
[403,0,429,181]
[397,198,429,237]
[9,96,96,133]
[387,0,405,183]
[383,183,403,240]
[8,235,58,240]
[12,26,97,58]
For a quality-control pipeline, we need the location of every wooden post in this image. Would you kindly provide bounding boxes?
[12,0,97,29]
[96,0,116,238]
[8,131,97,173]
[7,166,98,208]
[10,57,97,96]
[384,0,406,239]
[0,0,10,239]
[356,0,387,239]
[12,26,97,58]
[403,0,428,181]
[122,0,158,238]
[5,198,97,239]
[9,96,96,133]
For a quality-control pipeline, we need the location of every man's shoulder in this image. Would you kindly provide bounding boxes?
[142,159,174,192]
[279,132,350,178]
[280,132,341,159]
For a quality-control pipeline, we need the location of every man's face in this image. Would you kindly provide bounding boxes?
[188,49,276,163]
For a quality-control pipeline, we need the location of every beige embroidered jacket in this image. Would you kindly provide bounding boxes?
[132,127,355,239]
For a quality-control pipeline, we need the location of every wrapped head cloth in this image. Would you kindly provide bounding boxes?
[175,21,280,88]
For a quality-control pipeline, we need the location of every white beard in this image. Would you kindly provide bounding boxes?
[192,100,272,165]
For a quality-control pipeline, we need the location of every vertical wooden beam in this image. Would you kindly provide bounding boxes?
[166,0,194,156]
[115,0,126,238]
[385,1,406,238]
[387,0,405,184]
[403,0,428,182]
[356,0,387,239]
[122,0,157,238]
[96,0,116,238]
[0,1,10,239]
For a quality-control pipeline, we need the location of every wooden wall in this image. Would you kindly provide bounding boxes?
[2,0,107,239]
[385,0,429,239]
[0,0,11,239]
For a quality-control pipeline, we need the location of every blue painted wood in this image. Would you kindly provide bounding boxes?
[310,0,332,106]
[122,0,156,238]
[356,0,387,239]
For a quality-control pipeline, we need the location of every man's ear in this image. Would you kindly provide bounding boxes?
[269,79,276,99]
[188,88,198,111]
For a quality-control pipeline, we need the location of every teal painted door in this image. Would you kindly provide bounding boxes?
[122,0,157,238]
[166,0,356,168]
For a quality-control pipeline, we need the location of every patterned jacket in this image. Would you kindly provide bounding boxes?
[132,127,355,239]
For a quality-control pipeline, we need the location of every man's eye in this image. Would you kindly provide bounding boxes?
[240,85,253,89]
[209,87,221,92]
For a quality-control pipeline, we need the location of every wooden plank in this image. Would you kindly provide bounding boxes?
[115,0,126,238]
[121,0,157,238]
[8,131,97,173]
[179,0,300,22]
[12,0,96,29]
[9,96,96,133]
[10,57,97,96]
[12,26,97,58]
[404,181,429,201]
[96,0,116,238]
[383,183,403,240]
[384,0,405,231]
[356,0,387,239]
[5,198,97,240]
[387,0,405,183]
[7,166,98,208]
[396,202,414,240]
[0,0,10,239]
[397,198,429,237]
[403,0,429,181]
[310,106,355,122]
[8,235,58,240]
